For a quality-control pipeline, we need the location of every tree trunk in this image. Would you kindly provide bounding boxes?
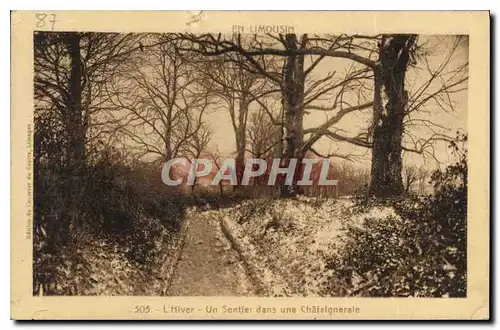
[234,95,248,192]
[61,32,84,245]
[369,35,416,197]
[280,34,305,197]
[66,32,85,166]
[405,177,411,195]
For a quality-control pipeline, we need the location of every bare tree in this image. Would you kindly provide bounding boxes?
[198,52,277,189]
[171,33,468,198]
[107,36,212,162]
[34,32,141,165]
[246,105,281,159]
[317,35,468,197]
[368,35,418,196]
[403,164,420,194]
[177,33,374,196]
[417,166,430,195]
[208,147,225,197]
[181,125,212,193]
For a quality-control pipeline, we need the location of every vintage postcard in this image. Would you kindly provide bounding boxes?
[11,11,490,320]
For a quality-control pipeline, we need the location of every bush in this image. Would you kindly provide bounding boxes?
[328,135,467,297]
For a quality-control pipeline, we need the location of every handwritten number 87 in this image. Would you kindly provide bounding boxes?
[35,13,57,31]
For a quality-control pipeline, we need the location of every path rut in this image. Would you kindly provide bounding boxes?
[167,212,254,296]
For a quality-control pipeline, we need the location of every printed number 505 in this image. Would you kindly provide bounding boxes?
[134,305,151,314]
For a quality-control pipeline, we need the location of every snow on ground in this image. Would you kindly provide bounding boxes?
[211,196,398,297]
[36,198,399,296]
[35,215,187,296]
[55,237,168,295]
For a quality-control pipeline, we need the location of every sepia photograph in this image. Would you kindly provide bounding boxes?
[11,11,489,320]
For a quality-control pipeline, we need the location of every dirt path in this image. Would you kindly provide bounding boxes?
[167,211,254,296]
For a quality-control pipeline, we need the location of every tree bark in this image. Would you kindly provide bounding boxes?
[369,35,416,198]
[280,34,305,197]
[59,32,84,244]
[234,94,248,192]
[66,32,85,166]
